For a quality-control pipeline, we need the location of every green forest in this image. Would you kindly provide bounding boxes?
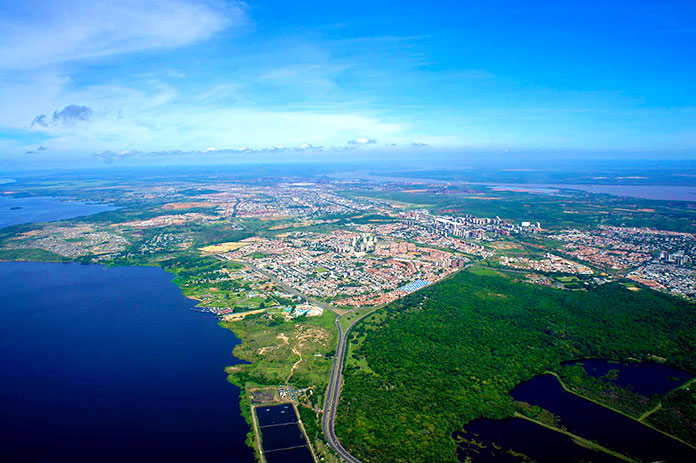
[335,268,696,462]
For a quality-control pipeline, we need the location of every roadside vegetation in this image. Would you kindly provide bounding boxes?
[223,311,337,391]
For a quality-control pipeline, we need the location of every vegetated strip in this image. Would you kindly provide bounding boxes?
[638,376,696,422]
[513,413,637,463]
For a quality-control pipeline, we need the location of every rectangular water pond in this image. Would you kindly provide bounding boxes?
[255,404,314,463]
[260,422,308,450]
[256,403,298,427]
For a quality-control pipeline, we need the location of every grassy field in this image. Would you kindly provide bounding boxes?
[222,310,338,394]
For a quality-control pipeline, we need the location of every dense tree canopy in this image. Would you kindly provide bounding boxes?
[336,269,696,462]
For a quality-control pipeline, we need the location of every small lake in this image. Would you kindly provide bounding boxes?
[0,262,255,463]
[511,374,696,462]
[0,196,116,229]
[457,417,623,463]
[567,359,693,396]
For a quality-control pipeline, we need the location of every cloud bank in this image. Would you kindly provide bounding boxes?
[90,142,376,164]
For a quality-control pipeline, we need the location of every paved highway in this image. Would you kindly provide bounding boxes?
[223,257,467,462]
[228,257,368,463]
[321,313,363,463]
[244,260,361,460]
[226,257,360,460]
[320,268,468,462]
[239,260,362,461]
[217,251,470,462]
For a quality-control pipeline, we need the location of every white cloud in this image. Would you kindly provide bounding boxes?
[32,104,93,127]
[21,94,407,155]
[348,137,376,145]
[92,148,141,164]
[89,143,369,164]
[0,0,247,70]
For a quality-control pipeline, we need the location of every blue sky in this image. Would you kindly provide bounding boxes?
[0,0,695,167]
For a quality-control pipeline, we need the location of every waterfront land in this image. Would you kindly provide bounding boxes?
[2,167,696,462]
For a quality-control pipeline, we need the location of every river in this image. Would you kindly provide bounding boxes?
[486,183,696,202]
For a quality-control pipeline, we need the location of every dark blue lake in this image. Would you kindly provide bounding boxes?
[457,417,622,463]
[512,374,696,462]
[0,262,255,463]
[567,359,693,396]
[0,196,116,229]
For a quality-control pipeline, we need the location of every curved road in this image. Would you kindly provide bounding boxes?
[235,259,362,461]
[225,257,465,462]
[218,255,468,462]
[321,314,363,463]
